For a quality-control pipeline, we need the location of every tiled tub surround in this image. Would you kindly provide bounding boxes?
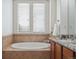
[2,34,49,49]
[2,35,13,49]
[13,34,49,42]
[3,51,50,59]
[3,42,50,59]
[49,37,76,52]
[2,34,50,59]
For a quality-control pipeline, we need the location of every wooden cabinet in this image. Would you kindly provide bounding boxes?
[55,44,62,59]
[51,41,76,59]
[51,42,55,59]
[51,42,62,59]
[63,47,76,59]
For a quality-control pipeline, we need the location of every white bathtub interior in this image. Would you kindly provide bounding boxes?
[11,42,50,49]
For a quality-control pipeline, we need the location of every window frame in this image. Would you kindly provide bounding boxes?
[13,0,50,34]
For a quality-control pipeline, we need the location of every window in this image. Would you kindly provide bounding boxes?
[33,3,45,32]
[17,3,30,32]
[14,1,49,33]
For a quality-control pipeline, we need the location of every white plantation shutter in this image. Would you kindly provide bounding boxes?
[33,3,46,32]
[17,3,30,32]
[14,0,49,33]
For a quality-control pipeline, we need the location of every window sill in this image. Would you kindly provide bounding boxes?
[13,32,50,35]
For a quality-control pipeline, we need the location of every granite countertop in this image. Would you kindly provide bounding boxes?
[49,37,76,52]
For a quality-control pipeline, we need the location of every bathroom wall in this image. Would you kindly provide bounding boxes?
[59,0,68,35]
[68,0,76,35]
[59,0,76,35]
[51,0,60,36]
[2,0,13,49]
[57,0,60,20]
[2,0,13,36]
[50,0,57,32]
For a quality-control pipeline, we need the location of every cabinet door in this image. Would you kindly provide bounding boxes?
[55,44,62,59]
[51,42,55,59]
[63,47,76,59]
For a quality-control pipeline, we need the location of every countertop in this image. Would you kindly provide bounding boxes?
[49,37,76,52]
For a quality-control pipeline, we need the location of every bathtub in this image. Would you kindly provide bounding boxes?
[11,42,50,50]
